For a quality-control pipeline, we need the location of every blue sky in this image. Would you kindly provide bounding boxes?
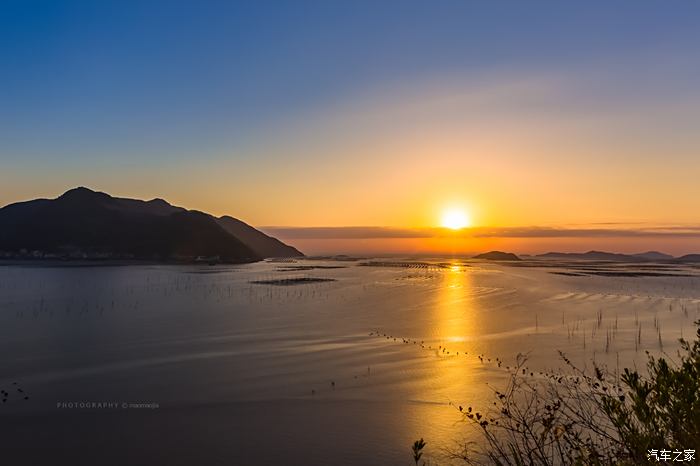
[3,1,699,164]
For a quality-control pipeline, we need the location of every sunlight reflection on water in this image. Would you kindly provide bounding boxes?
[0,260,698,464]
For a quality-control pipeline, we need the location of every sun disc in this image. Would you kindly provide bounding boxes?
[441,209,471,230]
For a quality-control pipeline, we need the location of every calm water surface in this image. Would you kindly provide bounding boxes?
[0,260,698,465]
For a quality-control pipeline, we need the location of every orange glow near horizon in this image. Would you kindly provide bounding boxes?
[4,72,700,257]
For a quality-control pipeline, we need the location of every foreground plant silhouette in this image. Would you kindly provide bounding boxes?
[412,438,427,465]
[414,321,700,465]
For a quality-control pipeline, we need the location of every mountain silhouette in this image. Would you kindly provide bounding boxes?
[537,250,677,262]
[630,251,674,261]
[676,254,700,263]
[473,251,521,261]
[0,187,302,262]
[538,251,640,261]
[216,216,302,258]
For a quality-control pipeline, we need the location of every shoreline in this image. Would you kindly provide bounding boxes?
[0,258,260,267]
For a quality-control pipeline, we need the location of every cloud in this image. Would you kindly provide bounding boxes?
[260,226,436,239]
[261,225,700,240]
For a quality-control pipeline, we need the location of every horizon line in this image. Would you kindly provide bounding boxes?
[259,225,700,240]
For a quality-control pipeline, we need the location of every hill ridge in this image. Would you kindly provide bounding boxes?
[0,187,302,262]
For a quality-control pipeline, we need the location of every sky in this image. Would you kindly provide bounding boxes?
[2,1,700,255]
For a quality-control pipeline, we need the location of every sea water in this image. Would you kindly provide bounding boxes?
[0,259,698,465]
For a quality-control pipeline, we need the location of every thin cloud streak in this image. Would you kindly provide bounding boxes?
[261,226,700,240]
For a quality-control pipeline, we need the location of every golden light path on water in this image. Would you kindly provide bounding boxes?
[439,264,477,344]
[398,263,497,460]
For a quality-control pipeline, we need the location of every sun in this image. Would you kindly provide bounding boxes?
[441,208,471,230]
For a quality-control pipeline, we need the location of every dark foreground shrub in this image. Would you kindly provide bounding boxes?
[415,321,699,465]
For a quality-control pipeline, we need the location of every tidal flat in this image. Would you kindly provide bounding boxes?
[0,259,698,465]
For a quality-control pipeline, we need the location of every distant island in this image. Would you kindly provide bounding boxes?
[677,254,700,263]
[0,187,303,263]
[471,250,700,263]
[473,251,521,261]
[536,250,699,262]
